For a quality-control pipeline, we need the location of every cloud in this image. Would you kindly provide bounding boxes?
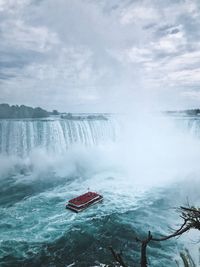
[0,19,59,53]
[120,5,160,26]
[0,0,30,12]
[181,90,200,100]
[1,0,200,111]
[151,30,186,53]
[168,68,200,85]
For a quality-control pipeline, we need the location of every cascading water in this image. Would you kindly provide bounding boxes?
[175,116,200,137]
[1,114,198,158]
[0,117,118,157]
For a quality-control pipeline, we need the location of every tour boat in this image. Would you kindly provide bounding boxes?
[66,192,103,212]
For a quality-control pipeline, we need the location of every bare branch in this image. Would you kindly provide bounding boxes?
[110,206,200,267]
[152,222,190,242]
[108,246,128,267]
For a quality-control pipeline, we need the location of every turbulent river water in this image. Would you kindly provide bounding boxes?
[0,114,200,267]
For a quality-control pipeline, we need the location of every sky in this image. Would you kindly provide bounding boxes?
[1,0,200,112]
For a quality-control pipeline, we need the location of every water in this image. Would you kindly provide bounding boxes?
[0,117,118,157]
[0,114,200,267]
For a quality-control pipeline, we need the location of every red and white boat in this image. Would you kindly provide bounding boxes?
[66,191,103,212]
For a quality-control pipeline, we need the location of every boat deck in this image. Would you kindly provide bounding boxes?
[66,192,103,212]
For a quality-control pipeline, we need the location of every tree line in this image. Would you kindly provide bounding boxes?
[0,104,59,119]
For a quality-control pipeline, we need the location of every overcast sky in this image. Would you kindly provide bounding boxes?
[1,0,200,112]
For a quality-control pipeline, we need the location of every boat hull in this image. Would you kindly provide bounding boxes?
[66,196,103,212]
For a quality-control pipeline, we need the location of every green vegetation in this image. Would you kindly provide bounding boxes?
[52,109,59,115]
[0,103,50,119]
[185,109,200,116]
[166,109,200,116]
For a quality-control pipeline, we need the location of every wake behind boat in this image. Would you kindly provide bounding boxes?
[66,192,103,212]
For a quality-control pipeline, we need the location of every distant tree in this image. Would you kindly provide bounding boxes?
[186,109,200,116]
[52,109,59,115]
[67,113,72,117]
[32,107,49,118]
[0,103,11,118]
[110,206,200,267]
[0,104,50,118]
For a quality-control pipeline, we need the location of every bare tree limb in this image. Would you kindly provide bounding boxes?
[108,246,128,267]
[110,206,200,267]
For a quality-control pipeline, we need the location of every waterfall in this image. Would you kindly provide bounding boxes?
[0,117,118,157]
[174,116,200,137]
